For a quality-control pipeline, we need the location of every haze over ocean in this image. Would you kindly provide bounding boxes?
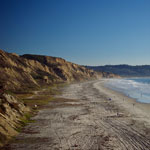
[0,0,150,65]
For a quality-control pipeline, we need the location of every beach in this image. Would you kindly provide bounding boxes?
[4,80,150,150]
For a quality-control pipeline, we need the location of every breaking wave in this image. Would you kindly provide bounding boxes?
[104,78,150,103]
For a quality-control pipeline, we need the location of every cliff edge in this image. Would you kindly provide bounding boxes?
[0,49,101,91]
[0,93,30,147]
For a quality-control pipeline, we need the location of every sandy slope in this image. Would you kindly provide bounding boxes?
[4,80,150,150]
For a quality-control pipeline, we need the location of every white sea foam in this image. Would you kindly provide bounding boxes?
[104,78,150,103]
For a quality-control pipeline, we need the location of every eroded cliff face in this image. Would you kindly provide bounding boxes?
[0,49,101,147]
[0,49,119,147]
[102,72,120,78]
[0,50,102,91]
[0,93,30,147]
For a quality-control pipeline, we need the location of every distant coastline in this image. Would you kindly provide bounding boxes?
[86,65,150,77]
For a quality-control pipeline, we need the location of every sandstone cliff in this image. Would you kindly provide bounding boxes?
[0,93,30,147]
[0,49,119,147]
[0,49,101,92]
[101,72,120,78]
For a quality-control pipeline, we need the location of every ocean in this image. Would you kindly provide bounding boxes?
[105,77,150,104]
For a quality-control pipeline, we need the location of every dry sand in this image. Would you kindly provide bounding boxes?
[3,80,150,150]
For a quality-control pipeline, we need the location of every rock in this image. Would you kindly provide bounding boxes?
[0,49,102,91]
[0,93,30,147]
[43,76,49,83]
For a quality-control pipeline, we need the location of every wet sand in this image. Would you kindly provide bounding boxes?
[4,80,150,150]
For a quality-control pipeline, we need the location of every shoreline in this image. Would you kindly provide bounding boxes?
[98,79,150,125]
[3,79,150,149]
[103,77,150,104]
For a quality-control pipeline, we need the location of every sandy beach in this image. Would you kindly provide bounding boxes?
[4,80,150,150]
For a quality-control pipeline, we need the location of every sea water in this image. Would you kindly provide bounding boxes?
[105,77,150,103]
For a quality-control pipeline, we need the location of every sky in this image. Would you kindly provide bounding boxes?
[0,0,150,65]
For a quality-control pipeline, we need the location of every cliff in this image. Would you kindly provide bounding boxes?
[0,93,30,147]
[0,49,101,92]
[0,49,119,147]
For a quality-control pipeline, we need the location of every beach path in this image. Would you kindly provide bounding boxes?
[4,80,150,150]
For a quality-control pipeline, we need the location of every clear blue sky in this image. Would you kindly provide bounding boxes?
[0,0,150,65]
